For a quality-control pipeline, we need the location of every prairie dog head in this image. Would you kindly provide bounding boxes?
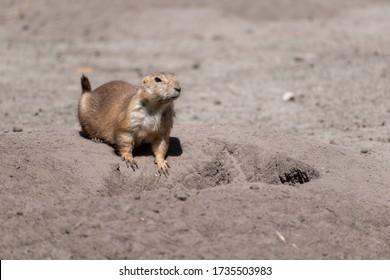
[141,72,181,104]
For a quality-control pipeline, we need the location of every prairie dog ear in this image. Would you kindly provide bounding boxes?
[142,76,149,85]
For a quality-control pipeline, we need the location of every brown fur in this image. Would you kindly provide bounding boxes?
[78,72,181,175]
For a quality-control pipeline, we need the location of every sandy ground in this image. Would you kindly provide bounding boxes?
[0,0,390,259]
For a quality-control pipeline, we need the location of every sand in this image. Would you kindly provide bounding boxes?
[0,0,389,259]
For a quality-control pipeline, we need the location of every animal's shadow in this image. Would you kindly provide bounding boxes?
[132,137,183,158]
[79,131,182,158]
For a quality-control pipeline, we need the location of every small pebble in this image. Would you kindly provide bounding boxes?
[134,195,141,200]
[249,184,260,190]
[360,148,370,154]
[13,127,23,132]
[192,63,200,69]
[174,192,188,201]
[282,92,295,102]
[293,57,304,62]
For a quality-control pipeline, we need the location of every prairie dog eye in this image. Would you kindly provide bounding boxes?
[154,77,162,83]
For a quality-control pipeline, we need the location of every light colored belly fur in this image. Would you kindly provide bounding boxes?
[130,103,163,146]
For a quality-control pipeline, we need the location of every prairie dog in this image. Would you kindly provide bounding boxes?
[78,72,181,176]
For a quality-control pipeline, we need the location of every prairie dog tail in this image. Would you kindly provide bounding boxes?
[81,74,92,93]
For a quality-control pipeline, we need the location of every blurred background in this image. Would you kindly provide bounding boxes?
[1,0,389,156]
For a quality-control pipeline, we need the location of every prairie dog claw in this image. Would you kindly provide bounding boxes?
[121,153,138,171]
[157,160,170,177]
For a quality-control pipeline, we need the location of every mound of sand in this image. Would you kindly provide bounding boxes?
[1,125,389,259]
